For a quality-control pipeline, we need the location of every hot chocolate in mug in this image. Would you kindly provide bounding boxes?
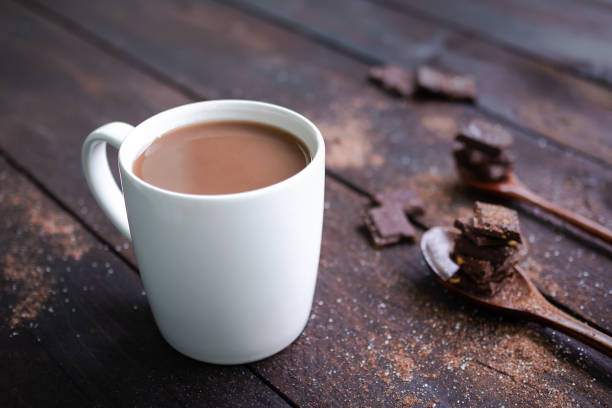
[82,100,325,364]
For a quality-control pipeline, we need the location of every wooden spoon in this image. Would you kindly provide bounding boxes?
[420,226,612,357]
[459,170,612,244]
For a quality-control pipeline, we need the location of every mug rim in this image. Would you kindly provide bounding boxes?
[118,100,325,201]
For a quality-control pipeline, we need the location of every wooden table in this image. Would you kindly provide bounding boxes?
[2,0,611,406]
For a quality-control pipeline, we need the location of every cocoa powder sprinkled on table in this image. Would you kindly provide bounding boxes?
[2,166,89,329]
[3,254,55,328]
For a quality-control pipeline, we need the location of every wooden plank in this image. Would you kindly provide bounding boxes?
[1,330,89,407]
[0,156,289,407]
[26,0,612,332]
[228,0,612,166]
[380,0,612,86]
[252,177,612,407]
[0,1,189,266]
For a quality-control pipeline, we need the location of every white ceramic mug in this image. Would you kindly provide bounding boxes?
[82,100,325,364]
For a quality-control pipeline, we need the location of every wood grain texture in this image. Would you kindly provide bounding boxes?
[0,156,289,408]
[229,0,612,166]
[254,179,612,407]
[1,331,89,407]
[28,0,612,331]
[380,0,612,86]
[0,1,189,265]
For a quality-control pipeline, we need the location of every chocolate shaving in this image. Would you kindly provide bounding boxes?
[416,65,477,102]
[368,65,414,97]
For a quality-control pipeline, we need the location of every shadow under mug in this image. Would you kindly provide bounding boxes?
[82,100,325,364]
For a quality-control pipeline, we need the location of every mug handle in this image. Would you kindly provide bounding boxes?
[82,122,134,240]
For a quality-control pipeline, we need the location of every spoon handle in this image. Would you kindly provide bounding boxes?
[508,183,612,244]
[526,302,612,357]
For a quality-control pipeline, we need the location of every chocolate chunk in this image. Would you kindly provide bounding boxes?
[363,204,416,247]
[452,202,523,296]
[472,202,522,242]
[454,236,518,263]
[456,119,514,155]
[457,163,511,182]
[454,218,510,246]
[454,254,495,281]
[454,253,516,283]
[494,252,522,275]
[416,65,477,102]
[453,218,470,234]
[453,146,514,167]
[458,270,514,296]
[466,229,512,247]
[373,189,424,216]
[368,65,414,97]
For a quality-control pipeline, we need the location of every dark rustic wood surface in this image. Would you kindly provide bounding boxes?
[28,0,612,332]
[380,0,612,87]
[2,0,611,406]
[228,0,612,166]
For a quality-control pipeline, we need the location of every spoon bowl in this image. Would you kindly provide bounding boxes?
[420,226,612,356]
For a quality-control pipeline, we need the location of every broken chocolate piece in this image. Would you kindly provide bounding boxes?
[454,236,518,263]
[454,218,509,246]
[467,230,511,247]
[454,254,495,281]
[416,65,477,102]
[457,163,511,182]
[494,252,523,275]
[373,189,425,216]
[458,270,514,296]
[452,201,524,296]
[472,201,522,242]
[453,146,514,167]
[456,119,514,155]
[454,253,516,283]
[368,65,414,97]
[363,204,416,247]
